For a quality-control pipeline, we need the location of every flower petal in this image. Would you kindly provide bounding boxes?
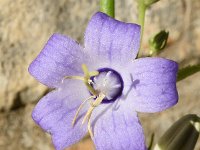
[32,80,90,150]
[84,12,141,66]
[126,57,178,113]
[91,103,146,150]
[29,33,87,88]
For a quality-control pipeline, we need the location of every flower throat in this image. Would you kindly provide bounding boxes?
[62,64,124,137]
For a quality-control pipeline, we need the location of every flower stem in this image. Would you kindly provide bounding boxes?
[100,0,115,18]
[137,0,147,56]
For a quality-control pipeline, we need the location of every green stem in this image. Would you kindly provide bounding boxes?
[138,0,147,56]
[100,0,115,18]
[177,65,200,82]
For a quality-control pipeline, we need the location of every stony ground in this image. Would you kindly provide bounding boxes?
[0,0,200,150]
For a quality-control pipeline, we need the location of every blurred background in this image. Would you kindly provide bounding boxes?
[0,0,200,149]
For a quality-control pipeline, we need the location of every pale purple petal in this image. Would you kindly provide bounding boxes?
[29,33,87,88]
[84,12,141,66]
[125,57,178,113]
[91,103,146,150]
[32,80,90,150]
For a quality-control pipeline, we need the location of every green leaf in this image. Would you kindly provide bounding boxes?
[100,0,115,18]
[177,64,200,82]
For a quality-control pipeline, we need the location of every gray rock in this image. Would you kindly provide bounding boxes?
[0,104,53,150]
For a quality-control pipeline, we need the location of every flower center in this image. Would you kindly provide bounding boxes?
[62,64,124,137]
[91,68,124,103]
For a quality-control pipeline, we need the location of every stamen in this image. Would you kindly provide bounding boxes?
[82,93,105,137]
[81,64,99,79]
[91,93,105,107]
[82,64,90,78]
[88,115,93,137]
[82,107,95,125]
[62,64,99,96]
[85,81,97,96]
[88,79,93,84]
[63,76,85,81]
[72,96,95,126]
[89,71,99,77]
[81,64,98,96]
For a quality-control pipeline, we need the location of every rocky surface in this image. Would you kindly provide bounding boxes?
[0,0,200,149]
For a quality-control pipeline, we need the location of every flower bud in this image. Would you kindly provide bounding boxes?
[154,114,200,150]
[149,30,169,55]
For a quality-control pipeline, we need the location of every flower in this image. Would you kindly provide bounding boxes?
[29,12,178,150]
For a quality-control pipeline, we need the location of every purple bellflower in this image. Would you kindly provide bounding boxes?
[29,12,178,150]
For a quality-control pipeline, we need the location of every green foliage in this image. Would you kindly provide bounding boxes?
[177,64,200,82]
